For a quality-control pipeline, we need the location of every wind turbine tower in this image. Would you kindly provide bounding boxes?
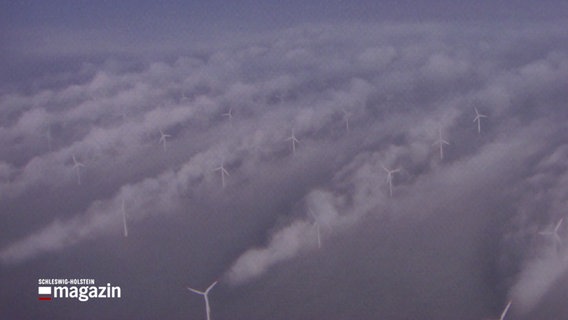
[188,281,218,320]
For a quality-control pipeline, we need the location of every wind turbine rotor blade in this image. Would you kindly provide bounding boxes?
[206,281,218,293]
[188,287,204,295]
[308,208,317,220]
[122,200,128,237]
[555,218,564,232]
[500,300,512,320]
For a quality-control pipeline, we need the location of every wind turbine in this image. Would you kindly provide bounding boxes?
[286,129,300,154]
[188,281,218,320]
[159,129,171,152]
[382,165,401,197]
[121,199,128,238]
[72,155,85,185]
[539,218,563,248]
[473,107,488,134]
[46,127,53,151]
[120,106,127,122]
[308,208,322,249]
[433,127,450,160]
[214,163,230,188]
[221,108,233,121]
[342,108,352,132]
[275,92,284,104]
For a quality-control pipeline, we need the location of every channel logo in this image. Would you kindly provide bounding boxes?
[37,279,122,302]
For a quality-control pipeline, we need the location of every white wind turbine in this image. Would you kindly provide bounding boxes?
[473,107,488,134]
[159,129,171,152]
[222,108,233,121]
[539,218,563,248]
[308,208,322,249]
[433,127,450,160]
[342,108,352,132]
[121,199,128,238]
[72,155,86,185]
[382,165,401,197]
[286,129,300,154]
[46,127,53,151]
[120,106,127,122]
[275,92,284,104]
[214,163,230,188]
[188,281,218,320]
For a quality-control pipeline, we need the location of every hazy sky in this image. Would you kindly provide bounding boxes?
[3,1,568,54]
[1,2,568,320]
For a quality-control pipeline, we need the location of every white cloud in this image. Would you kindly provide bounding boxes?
[511,249,568,314]
[357,46,397,68]
[226,220,315,285]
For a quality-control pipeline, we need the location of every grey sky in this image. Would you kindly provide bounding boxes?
[1,2,568,320]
